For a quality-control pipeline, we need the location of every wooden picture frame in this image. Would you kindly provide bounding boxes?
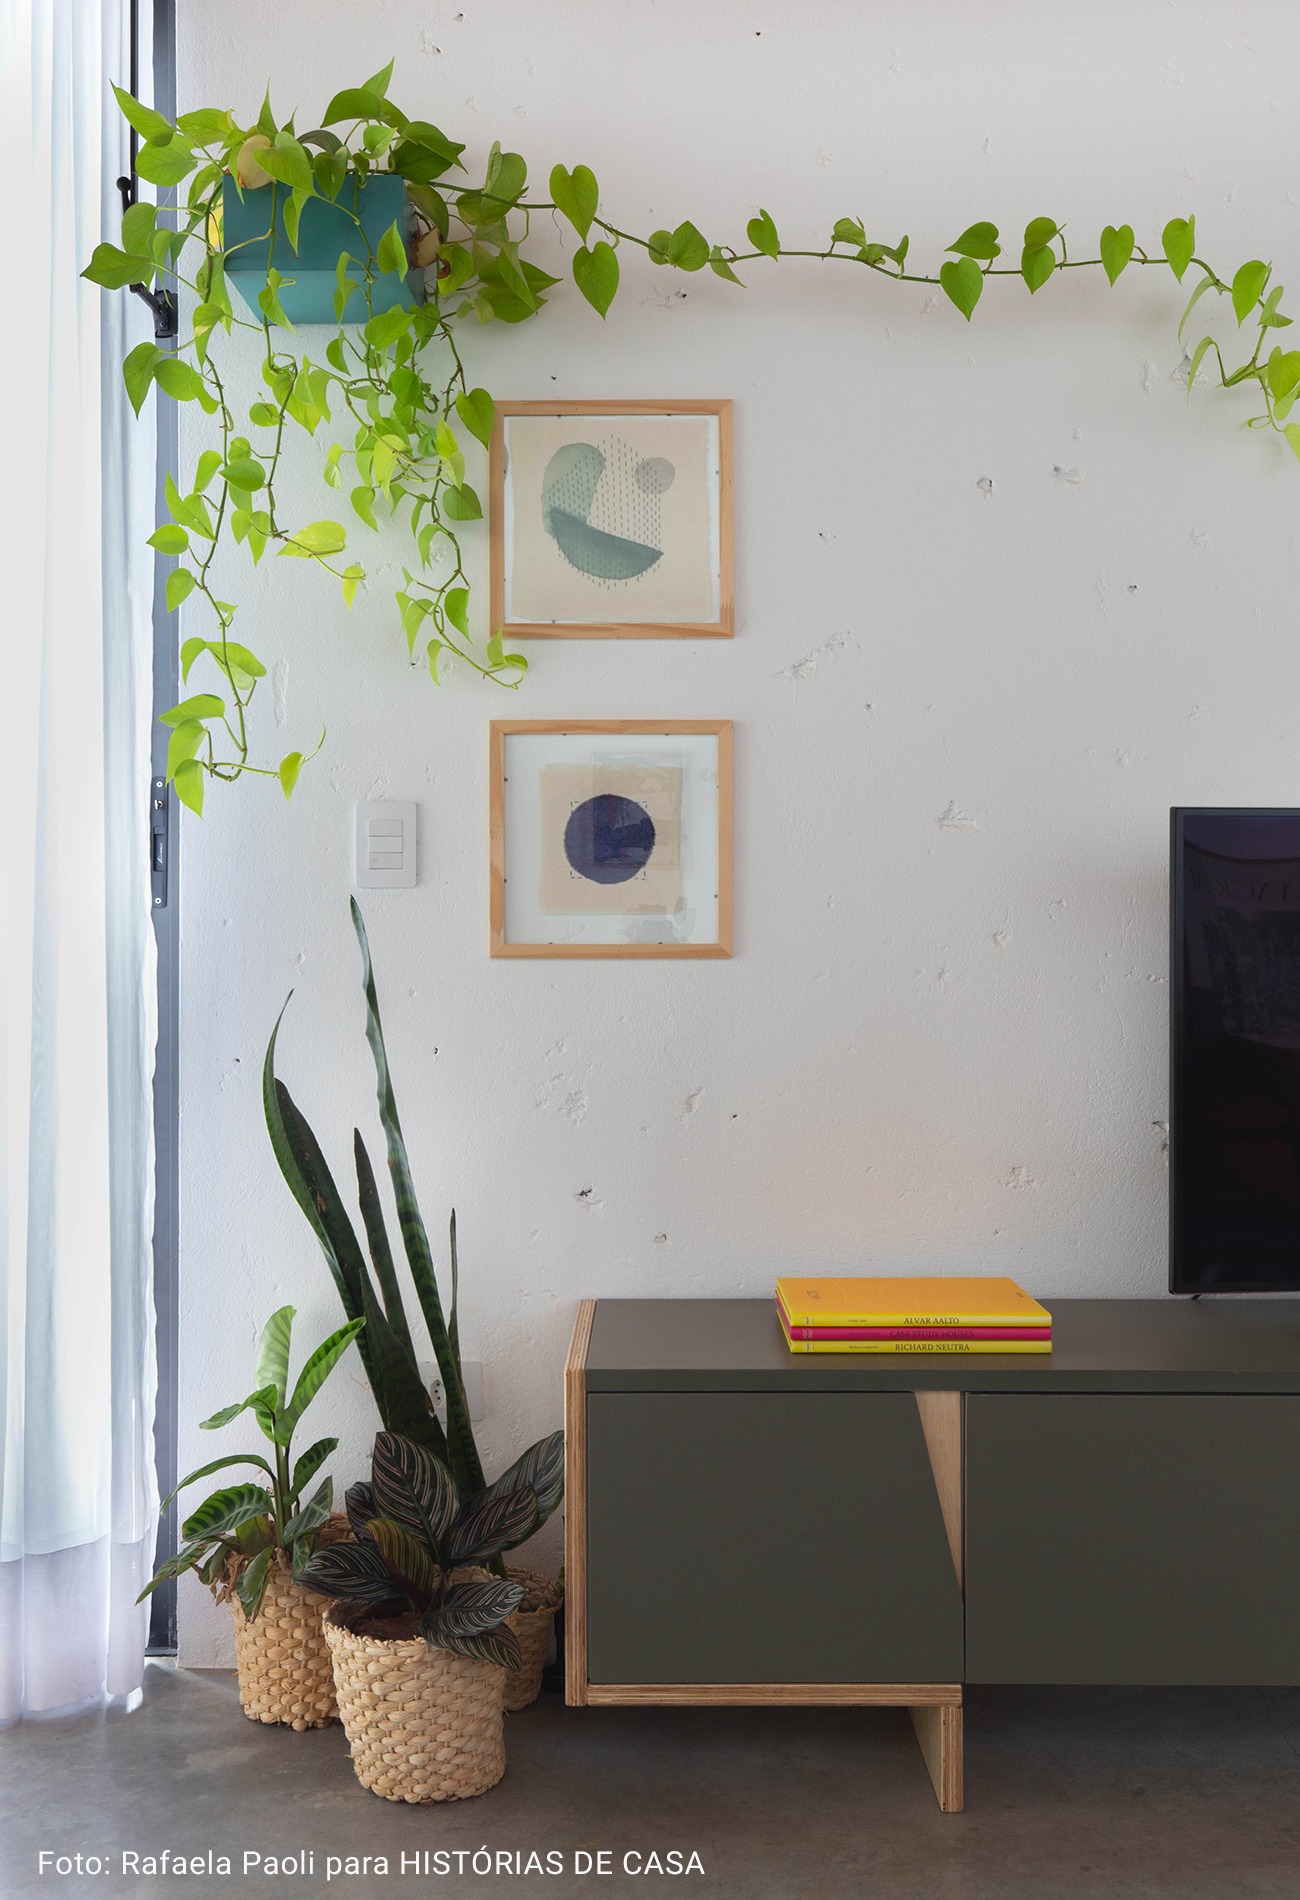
[489,400,734,639]
[490,721,733,959]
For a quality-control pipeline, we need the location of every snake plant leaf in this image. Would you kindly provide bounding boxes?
[371,1432,458,1549]
[345,1480,375,1538]
[276,1318,365,1443]
[442,1482,539,1566]
[298,1538,403,1606]
[254,1304,295,1405]
[476,1431,565,1524]
[290,1436,338,1498]
[234,1547,274,1620]
[160,1451,275,1512]
[353,1131,415,1356]
[419,1614,522,1671]
[280,1476,333,1547]
[366,1514,440,1604]
[350,899,483,1493]
[182,1483,274,1543]
[353,1265,449,1454]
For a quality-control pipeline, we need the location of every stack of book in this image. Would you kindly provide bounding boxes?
[775,1276,1052,1353]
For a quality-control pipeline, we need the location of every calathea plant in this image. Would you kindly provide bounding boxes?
[299,1432,538,1667]
[263,898,564,1569]
[140,1305,364,1617]
[84,61,1300,816]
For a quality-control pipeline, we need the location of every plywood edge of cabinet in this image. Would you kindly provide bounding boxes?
[914,1389,964,1592]
[564,1300,597,1706]
[584,1682,962,1707]
[909,1700,963,1811]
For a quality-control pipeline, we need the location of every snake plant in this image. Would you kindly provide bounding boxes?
[138,1304,364,1617]
[264,898,563,1547]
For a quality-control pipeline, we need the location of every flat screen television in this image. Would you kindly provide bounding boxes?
[1171,808,1300,1292]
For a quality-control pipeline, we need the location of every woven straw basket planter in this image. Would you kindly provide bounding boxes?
[503,1567,563,1713]
[228,1561,337,1731]
[324,1603,507,1803]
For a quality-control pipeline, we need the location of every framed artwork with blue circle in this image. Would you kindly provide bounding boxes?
[490,721,733,958]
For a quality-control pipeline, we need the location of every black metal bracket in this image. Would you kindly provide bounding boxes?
[115,172,178,339]
[150,777,169,910]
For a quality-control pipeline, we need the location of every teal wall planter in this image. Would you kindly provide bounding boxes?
[222,172,425,325]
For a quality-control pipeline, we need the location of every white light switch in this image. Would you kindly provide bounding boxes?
[355,801,417,889]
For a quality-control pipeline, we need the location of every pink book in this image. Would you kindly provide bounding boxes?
[780,1321,1053,1341]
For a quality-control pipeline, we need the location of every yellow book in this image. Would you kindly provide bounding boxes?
[776,1275,1051,1331]
[777,1307,1052,1354]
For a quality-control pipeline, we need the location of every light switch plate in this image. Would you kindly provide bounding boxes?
[355,801,417,889]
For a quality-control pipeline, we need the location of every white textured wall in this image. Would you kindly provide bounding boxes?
[174,0,1300,1660]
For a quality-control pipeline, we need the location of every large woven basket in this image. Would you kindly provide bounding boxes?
[503,1567,563,1713]
[227,1561,336,1731]
[324,1603,507,1803]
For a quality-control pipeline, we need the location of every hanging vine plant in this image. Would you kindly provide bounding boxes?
[84,61,1300,814]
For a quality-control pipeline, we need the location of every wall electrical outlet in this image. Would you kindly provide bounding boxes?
[420,1359,485,1424]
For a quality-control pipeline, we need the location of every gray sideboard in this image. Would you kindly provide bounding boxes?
[564,1297,1300,1812]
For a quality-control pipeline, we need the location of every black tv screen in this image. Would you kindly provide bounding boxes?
[1171,809,1300,1292]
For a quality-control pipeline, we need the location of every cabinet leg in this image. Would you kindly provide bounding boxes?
[908,1701,963,1812]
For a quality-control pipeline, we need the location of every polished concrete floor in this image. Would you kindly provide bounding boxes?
[3,1666,1299,1898]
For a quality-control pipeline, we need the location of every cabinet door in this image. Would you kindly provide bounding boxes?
[966,1395,1300,1685]
[585,1392,963,1685]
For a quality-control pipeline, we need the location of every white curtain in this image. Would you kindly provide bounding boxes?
[0,0,159,1717]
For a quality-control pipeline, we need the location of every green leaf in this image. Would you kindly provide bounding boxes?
[1021,244,1055,294]
[223,457,265,491]
[233,1547,273,1620]
[550,163,599,240]
[363,307,410,351]
[939,256,983,320]
[165,568,194,613]
[426,640,443,682]
[708,247,743,286]
[1023,216,1058,250]
[342,561,365,602]
[111,82,173,141]
[485,631,504,669]
[572,240,619,317]
[371,1432,458,1549]
[1232,259,1270,325]
[193,449,223,492]
[667,220,709,271]
[258,134,313,193]
[443,1484,539,1566]
[444,586,470,637]
[483,144,527,211]
[82,242,151,290]
[948,221,1000,261]
[376,220,408,276]
[134,137,196,189]
[159,693,223,727]
[154,358,204,402]
[831,217,865,247]
[280,1477,334,1548]
[172,759,205,817]
[199,1384,278,1432]
[1267,348,1300,400]
[363,57,396,97]
[367,1514,439,1602]
[279,752,304,800]
[291,1437,338,1499]
[351,486,379,531]
[297,1539,399,1606]
[477,1430,565,1522]
[1285,424,1300,465]
[120,201,157,256]
[181,1483,273,1543]
[148,523,189,555]
[647,227,672,265]
[160,1451,275,1513]
[122,341,161,416]
[1178,272,1220,341]
[746,209,779,258]
[1163,215,1196,283]
[441,483,481,521]
[136,1541,213,1600]
[1187,334,1217,392]
[454,387,494,448]
[277,1318,366,1441]
[175,106,234,143]
[320,87,389,126]
[279,520,347,558]
[253,1305,295,1405]
[1099,223,1135,285]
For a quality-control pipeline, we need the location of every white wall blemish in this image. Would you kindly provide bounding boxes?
[175,0,1300,1662]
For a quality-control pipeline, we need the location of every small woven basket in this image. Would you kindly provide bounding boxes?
[215,1516,350,1732]
[503,1567,563,1713]
[324,1602,507,1803]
